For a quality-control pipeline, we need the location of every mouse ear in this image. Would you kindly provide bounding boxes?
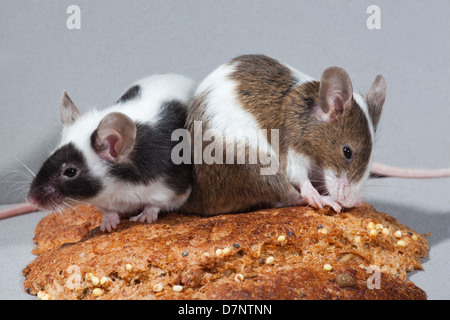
[317,67,353,121]
[94,112,137,163]
[366,74,386,131]
[60,91,81,126]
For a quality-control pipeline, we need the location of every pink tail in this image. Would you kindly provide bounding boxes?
[371,162,450,179]
[0,203,39,220]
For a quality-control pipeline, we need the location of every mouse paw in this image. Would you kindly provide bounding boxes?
[100,211,120,232]
[301,181,325,210]
[301,181,341,212]
[130,205,160,223]
[321,196,342,213]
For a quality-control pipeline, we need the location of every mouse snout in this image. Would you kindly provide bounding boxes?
[324,171,363,209]
[26,195,38,206]
[27,185,60,209]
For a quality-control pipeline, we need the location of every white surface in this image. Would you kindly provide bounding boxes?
[0,208,48,300]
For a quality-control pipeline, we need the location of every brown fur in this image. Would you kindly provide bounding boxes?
[181,55,300,215]
[284,84,373,183]
[182,90,299,215]
[181,54,378,215]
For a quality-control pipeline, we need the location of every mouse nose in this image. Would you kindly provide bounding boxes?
[26,195,38,206]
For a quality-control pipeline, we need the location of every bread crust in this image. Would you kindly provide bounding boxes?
[23,204,428,300]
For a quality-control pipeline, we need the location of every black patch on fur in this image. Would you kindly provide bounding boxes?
[28,143,104,207]
[117,85,141,103]
[107,100,192,194]
[90,129,97,153]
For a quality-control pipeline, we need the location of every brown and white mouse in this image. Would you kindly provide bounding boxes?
[179,54,449,215]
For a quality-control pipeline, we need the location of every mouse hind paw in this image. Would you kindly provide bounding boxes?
[100,211,120,232]
[130,205,160,223]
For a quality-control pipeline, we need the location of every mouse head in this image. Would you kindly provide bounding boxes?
[307,67,386,208]
[27,91,137,210]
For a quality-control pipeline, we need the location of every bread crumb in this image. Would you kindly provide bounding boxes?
[85,273,94,281]
[201,252,210,259]
[92,288,104,297]
[369,229,378,237]
[265,256,275,264]
[100,276,109,286]
[173,285,183,292]
[91,276,99,286]
[37,291,49,300]
[215,249,223,257]
[153,284,163,292]
[335,273,355,287]
[125,263,133,271]
[235,274,244,282]
[323,264,333,271]
[397,240,406,247]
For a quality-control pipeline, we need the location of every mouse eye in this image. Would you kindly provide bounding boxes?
[342,145,353,161]
[63,168,78,178]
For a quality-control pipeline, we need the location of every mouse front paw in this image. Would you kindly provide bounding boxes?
[301,181,341,213]
[130,205,160,223]
[321,196,342,213]
[100,211,120,232]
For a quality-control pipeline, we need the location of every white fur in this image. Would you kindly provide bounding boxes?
[56,74,196,214]
[323,168,367,208]
[285,64,315,85]
[59,74,196,150]
[197,63,276,158]
[90,178,191,213]
[352,92,375,144]
[286,148,311,186]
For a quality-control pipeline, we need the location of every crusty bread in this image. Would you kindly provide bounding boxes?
[23,204,428,300]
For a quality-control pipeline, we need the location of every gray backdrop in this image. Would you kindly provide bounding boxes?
[1,0,449,299]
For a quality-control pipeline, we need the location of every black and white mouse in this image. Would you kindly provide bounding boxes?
[26,74,196,232]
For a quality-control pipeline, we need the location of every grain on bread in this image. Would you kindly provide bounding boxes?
[23,204,428,300]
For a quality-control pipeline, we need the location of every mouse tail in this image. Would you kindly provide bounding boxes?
[370,162,450,179]
[0,202,40,220]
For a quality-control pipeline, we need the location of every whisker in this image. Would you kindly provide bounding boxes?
[0,168,33,180]
[0,167,34,203]
[66,197,90,206]
[62,200,84,220]
[50,200,62,216]
[62,200,75,210]
[8,154,36,178]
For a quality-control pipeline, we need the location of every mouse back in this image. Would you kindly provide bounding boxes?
[181,55,304,215]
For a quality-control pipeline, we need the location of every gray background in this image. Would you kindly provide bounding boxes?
[0,0,449,299]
